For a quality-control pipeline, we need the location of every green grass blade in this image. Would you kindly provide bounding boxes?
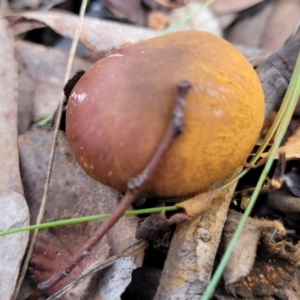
[202,50,300,299]
[0,206,178,237]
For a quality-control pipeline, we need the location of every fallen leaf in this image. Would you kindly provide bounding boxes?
[225,231,300,298]
[101,0,147,25]
[18,127,143,299]
[8,0,65,11]
[226,0,300,51]
[261,127,300,161]
[226,1,273,49]
[209,0,263,16]
[0,0,11,13]
[260,0,300,51]
[0,192,29,300]
[177,189,223,218]
[6,10,157,55]
[32,224,111,297]
[0,19,29,300]
[16,40,91,134]
[220,210,286,285]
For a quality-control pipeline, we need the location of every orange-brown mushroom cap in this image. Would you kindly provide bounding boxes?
[66,31,265,197]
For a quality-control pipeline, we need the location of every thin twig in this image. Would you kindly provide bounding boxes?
[26,80,191,299]
[13,1,89,299]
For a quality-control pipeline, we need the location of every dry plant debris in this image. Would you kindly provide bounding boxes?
[6,11,157,55]
[1,0,300,299]
[15,40,91,134]
[0,19,29,300]
[18,128,143,299]
[155,170,240,299]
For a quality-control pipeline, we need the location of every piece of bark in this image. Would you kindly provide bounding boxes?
[256,38,300,119]
[0,19,29,300]
[154,170,240,299]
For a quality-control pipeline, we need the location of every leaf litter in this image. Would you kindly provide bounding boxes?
[0,19,29,300]
[18,127,143,299]
[2,0,300,299]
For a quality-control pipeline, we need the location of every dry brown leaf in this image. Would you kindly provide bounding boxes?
[226,1,273,49]
[226,0,300,51]
[0,19,29,300]
[209,0,263,16]
[261,127,300,161]
[8,0,65,11]
[16,40,91,134]
[220,210,286,285]
[260,0,300,51]
[0,192,29,300]
[31,225,111,297]
[177,189,223,218]
[224,231,300,298]
[154,169,240,299]
[18,127,143,299]
[102,0,147,25]
[6,10,157,55]
[0,0,11,14]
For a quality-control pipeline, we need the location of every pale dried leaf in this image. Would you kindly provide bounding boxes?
[7,11,158,54]
[0,19,29,299]
[0,20,22,194]
[0,192,29,300]
[209,0,263,16]
[263,127,300,161]
[0,0,11,14]
[154,170,240,299]
[16,40,91,133]
[226,0,300,51]
[177,189,223,218]
[226,1,273,48]
[102,0,147,25]
[220,210,286,285]
[260,0,300,51]
[97,256,143,300]
[217,13,237,29]
[224,231,300,297]
[9,0,65,11]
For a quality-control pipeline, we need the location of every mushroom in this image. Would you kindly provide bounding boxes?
[66,30,265,198]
